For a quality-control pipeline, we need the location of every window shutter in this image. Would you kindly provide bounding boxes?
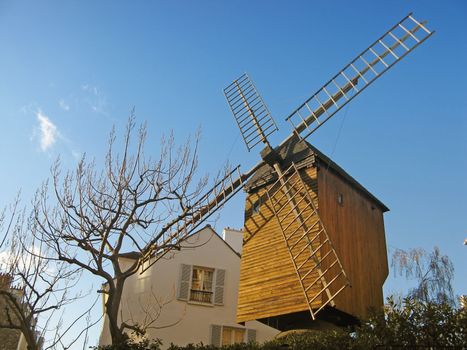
[177,264,191,301]
[210,325,222,346]
[213,269,225,305]
[247,329,257,343]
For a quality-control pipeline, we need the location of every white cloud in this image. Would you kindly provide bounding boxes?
[36,111,58,152]
[59,99,70,111]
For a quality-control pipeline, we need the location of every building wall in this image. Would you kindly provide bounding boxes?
[317,166,388,319]
[238,167,322,323]
[238,162,388,323]
[0,328,23,350]
[99,227,279,348]
[0,274,27,350]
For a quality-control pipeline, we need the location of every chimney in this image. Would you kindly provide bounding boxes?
[222,227,244,255]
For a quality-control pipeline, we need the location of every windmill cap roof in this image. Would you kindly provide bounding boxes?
[245,135,389,212]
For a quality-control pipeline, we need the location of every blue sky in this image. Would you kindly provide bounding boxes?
[1,0,466,347]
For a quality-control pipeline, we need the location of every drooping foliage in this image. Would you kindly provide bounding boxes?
[391,247,455,305]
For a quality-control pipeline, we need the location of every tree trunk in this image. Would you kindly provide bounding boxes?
[105,280,127,345]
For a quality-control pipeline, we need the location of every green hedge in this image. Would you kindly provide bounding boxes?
[95,299,467,350]
[166,329,357,350]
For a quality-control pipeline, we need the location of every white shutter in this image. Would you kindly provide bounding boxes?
[213,268,225,305]
[210,324,222,346]
[247,329,257,343]
[177,264,192,301]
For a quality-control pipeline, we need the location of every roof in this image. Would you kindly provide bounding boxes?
[245,135,389,212]
[119,224,241,262]
[190,224,242,258]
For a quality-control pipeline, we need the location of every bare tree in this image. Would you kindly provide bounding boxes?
[33,116,208,345]
[0,194,21,250]
[0,199,96,350]
[392,246,455,305]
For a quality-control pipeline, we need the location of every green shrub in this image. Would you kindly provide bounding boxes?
[95,299,466,350]
[93,338,162,350]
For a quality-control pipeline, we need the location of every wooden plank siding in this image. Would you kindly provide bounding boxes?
[317,164,388,320]
[237,167,323,323]
[237,158,388,324]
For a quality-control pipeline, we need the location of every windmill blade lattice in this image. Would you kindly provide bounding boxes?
[224,73,278,151]
[140,166,247,273]
[267,163,349,319]
[286,13,433,141]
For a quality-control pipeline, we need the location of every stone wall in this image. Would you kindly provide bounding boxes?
[0,273,23,350]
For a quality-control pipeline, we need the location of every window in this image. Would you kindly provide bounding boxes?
[211,325,256,346]
[337,193,344,206]
[222,327,245,345]
[252,197,262,215]
[190,266,214,303]
[177,264,225,305]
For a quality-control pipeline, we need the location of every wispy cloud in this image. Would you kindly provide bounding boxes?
[36,111,58,152]
[19,103,38,115]
[59,99,70,111]
[81,84,108,115]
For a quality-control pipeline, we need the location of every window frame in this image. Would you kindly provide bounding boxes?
[221,326,246,346]
[178,264,225,306]
[252,197,262,215]
[210,325,256,346]
[189,265,215,304]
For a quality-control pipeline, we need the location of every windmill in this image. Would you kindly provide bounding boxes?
[141,13,433,327]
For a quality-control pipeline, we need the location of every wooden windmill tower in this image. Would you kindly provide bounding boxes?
[141,13,433,329]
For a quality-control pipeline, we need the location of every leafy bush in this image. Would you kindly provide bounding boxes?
[264,329,354,350]
[356,297,466,349]
[96,299,466,350]
[94,338,162,350]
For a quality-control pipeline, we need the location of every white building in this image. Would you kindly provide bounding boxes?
[99,225,279,348]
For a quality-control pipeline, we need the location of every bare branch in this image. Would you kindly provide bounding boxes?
[32,116,209,345]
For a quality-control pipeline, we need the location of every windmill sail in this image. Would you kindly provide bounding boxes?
[286,13,433,140]
[140,166,248,272]
[224,73,278,151]
[267,163,349,319]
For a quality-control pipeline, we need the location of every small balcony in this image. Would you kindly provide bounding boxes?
[190,289,213,303]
